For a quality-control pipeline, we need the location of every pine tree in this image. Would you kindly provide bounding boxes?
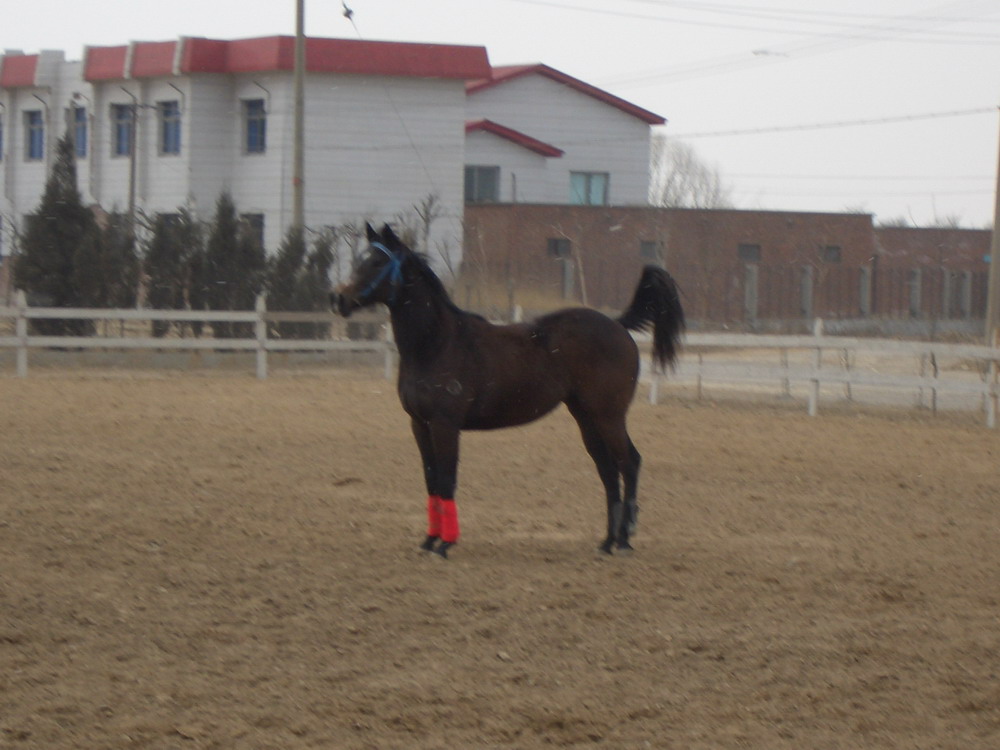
[204,192,266,338]
[145,209,204,337]
[266,226,335,339]
[14,135,101,334]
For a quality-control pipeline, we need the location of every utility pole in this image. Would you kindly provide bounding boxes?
[986,111,1000,345]
[292,0,306,232]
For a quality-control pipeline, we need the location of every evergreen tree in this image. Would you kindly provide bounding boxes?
[145,209,204,337]
[204,192,266,338]
[266,226,335,339]
[14,135,101,334]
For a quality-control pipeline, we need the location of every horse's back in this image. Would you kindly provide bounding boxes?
[533,308,640,410]
[535,307,638,364]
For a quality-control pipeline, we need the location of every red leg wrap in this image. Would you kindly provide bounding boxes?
[426,495,443,537]
[439,499,460,543]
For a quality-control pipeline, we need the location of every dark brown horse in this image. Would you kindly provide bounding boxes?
[333,223,684,557]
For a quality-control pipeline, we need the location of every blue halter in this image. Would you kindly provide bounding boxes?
[360,241,404,305]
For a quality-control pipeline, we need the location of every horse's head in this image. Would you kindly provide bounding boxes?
[332,223,408,317]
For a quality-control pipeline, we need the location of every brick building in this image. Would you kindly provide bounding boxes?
[463,204,992,328]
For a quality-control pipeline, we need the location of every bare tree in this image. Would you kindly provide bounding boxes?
[649,134,733,209]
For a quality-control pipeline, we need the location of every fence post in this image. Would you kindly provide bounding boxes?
[15,289,28,377]
[859,266,872,317]
[941,270,953,320]
[986,358,997,429]
[383,321,395,381]
[800,265,814,320]
[808,317,823,417]
[960,271,973,320]
[255,294,268,380]
[743,263,758,325]
[908,268,923,318]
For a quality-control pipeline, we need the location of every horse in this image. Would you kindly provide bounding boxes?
[332,223,685,558]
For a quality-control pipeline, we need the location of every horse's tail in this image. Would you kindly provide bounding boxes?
[617,265,686,370]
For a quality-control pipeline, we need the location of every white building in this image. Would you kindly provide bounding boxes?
[1,36,664,275]
[464,64,664,206]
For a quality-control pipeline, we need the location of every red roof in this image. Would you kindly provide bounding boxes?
[466,119,563,157]
[82,36,490,81]
[0,54,39,87]
[467,64,665,125]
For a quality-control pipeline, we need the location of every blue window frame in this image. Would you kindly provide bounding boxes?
[72,106,88,158]
[25,110,44,161]
[158,100,181,155]
[244,99,266,154]
[111,103,133,157]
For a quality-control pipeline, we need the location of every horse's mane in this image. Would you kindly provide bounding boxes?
[401,246,486,322]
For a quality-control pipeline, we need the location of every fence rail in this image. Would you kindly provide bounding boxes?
[3,294,999,428]
[647,320,1000,428]
[0,291,395,380]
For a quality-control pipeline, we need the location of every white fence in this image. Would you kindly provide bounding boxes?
[3,294,999,428]
[0,291,395,380]
[647,320,1000,428]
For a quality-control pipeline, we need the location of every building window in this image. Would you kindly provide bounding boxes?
[158,100,181,155]
[464,165,500,203]
[25,110,44,161]
[738,243,761,263]
[570,171,608,205]
[240,213,265,248]
[72,106,87,158]
[821,244,842,263]
[111,104,133,157]
[547,238,571,258]
[640,240,663,262]
[243,99,267,154]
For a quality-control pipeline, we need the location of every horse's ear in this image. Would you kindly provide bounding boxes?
[380,223,400,246]
[365,223,378,242]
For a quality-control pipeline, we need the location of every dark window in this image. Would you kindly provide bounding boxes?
[158,100,181,155]
[547,238,571,258]
[738,243,761,263]
[821,244,842,263]
[25,110,44,160]
[640,240,662,262]
[111,103,133,157]
[240,213,265,248]
[464,165,500,203]
[72,106,87,158]
[244,99,267,154]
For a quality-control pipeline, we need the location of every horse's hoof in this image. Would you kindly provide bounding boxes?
[420,535,439,552]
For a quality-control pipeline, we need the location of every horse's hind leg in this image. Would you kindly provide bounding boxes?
[568,401,630,554]
[624,438,641,536]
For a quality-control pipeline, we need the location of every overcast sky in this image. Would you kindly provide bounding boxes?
[5,0,999,228]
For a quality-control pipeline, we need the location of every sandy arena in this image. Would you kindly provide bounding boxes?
[1,369,998,748]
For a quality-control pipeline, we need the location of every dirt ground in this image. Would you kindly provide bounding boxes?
[1,368,998,749]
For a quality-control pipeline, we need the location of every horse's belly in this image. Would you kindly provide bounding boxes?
[463,389,563,430]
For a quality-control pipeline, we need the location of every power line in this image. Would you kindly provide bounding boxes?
[509,0,1000,43]
[730,172,993,182]
[670,106,996,138]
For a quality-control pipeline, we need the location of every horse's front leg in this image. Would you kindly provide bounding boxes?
[411,418,441,552]
[411,418,462,558]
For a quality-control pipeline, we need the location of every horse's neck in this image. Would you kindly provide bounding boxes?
[389,276,458,363]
